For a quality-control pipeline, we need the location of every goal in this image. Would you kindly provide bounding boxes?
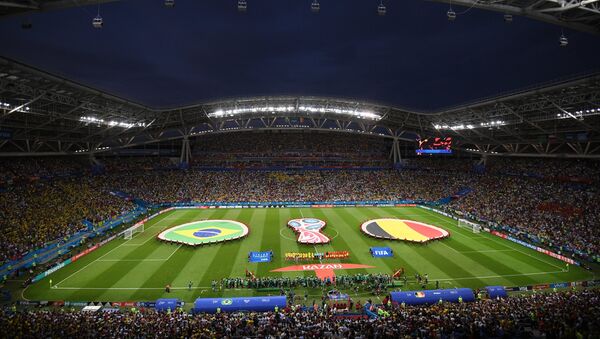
[122,223,144,240]
[458,218,482,233]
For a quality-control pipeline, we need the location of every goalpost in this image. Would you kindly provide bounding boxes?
[121,223,144,240]
[458,218,482,233]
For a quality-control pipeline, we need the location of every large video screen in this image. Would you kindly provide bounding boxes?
[416,137,453,155]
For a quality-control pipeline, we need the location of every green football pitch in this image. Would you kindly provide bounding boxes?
[21,206,596,303]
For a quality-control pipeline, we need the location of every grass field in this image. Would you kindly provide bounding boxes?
[22,206,596,303]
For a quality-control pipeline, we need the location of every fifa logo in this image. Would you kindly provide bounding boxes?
[287,218,330,244]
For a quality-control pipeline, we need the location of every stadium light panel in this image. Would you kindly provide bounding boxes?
[209,105,381,120]
[434,120,505,130]
[0,102,31,113]
[80,116,147,129]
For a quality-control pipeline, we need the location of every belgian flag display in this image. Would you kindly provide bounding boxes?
[361,218,449,243]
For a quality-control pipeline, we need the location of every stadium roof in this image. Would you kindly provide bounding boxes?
[1,57,599,158]
[1,0,599,34]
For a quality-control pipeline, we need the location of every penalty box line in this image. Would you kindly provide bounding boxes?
[53,286,212,291]
[53,214,180,288]
[97,245,182,262]
[419,208,567,272]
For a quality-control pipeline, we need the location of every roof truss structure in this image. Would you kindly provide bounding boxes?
[0,0,118,17]
[431,0,600,34]
[1,0,599,34]
[1,57,599,158]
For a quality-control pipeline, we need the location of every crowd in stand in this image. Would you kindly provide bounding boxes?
[486,157,600,178]
[1,289,598,338]
[189,132,390,168]
[192,132,389,157]
[1,133,599,266]
[0,158,86,187]
[217,274,392,291]
[0,175,134,265]
[449,174,600,258]
[1,134,600,337]
[112,170,470,204]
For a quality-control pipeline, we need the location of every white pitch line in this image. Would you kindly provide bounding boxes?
[96,259,167,262]
[51,269,564,291]
[53,213,177,288]
[53,286,212,290]
[419,208,566,271]
[434,270,566,281]
[53,240,133,288]
[458,249,516,253]
[419,209,486,239]
[437,239,515,254]
[164,245,182,261]
[438,240,461,253]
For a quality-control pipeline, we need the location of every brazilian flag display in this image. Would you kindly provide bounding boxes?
[158,220,249,246]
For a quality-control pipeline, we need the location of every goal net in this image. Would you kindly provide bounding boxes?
[122,223,144,240]
[458,218,482,233]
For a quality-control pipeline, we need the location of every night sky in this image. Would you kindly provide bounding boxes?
[0,0,599,110]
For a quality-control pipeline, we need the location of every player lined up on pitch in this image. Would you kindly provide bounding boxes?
[284,251,350,261]
[215,273,394,290]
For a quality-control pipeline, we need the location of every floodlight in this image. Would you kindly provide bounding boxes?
[311,0,320,12]
[559,34,568,47]
[238,0,247,11]
[447,9,456,21]
[92,15,103,28]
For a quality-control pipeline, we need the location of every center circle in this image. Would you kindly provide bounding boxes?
[279,228,297,241]
[193,228,222,238]
[279,226,339,240]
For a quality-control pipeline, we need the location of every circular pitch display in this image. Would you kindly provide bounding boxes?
[158,220,249,246]
[287,218,330,244]
[361,218,449,243]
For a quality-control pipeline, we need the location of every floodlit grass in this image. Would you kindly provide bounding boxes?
[23,207,595,303]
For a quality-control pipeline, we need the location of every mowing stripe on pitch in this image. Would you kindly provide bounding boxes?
[53,213,180,288]
[96,245,181,262]
[419,208,566,271]
[52,269,568,290]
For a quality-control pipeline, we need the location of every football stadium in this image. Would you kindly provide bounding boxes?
[1,1,600,337]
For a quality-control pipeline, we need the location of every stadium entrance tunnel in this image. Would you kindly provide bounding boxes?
[193,296,287,313]
[155,298,181,312]
[485,286,508,299]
